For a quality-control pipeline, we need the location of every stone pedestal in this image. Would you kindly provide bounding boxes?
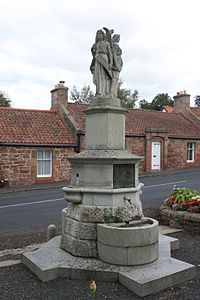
[61,98,144,257]
[85,107,126,150]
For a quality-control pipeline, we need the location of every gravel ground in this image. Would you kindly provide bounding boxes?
[0,231,200,300]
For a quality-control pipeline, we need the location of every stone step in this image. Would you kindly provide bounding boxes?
[119,257,195,297]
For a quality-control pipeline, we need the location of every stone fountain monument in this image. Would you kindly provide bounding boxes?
[23,27,195,297]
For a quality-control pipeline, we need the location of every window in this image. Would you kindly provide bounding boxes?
[187,142,195,162]
[37,150,52,177]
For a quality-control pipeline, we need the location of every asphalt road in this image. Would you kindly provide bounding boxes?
[0,168,200,234]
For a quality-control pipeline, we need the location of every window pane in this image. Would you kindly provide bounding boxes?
[44,151,51,159]
[37,150,52,176]
[44,161,50,174]
[37,160,43,175]
[187,142,194,161]
[37,151,43,160]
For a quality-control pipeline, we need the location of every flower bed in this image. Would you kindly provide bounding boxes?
[164,187,200,213]
[160,186,200,232]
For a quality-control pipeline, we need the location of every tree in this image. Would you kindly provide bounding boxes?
[117,80,138,108]
[69,81,138,108]
[195,95,200,107]
[139,99,152,110]
[0,91,11,107]
[70,85,95,103]
[139,93,173,111]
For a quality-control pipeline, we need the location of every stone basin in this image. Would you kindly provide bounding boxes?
[118,219,153,228]
[97,218,159,266]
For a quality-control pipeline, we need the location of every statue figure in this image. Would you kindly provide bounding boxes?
[90,29,113,97]
[90,28,123,99]
[110,34,123,98]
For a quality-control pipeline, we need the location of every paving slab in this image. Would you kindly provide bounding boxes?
[0,259,21,268]
[159,225,184,235]
[22,245,75,282]
[119,257,195,297]
[71,257,119,282]
[159,233,180,252]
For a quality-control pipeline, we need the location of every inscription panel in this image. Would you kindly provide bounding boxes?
[113,164,135,189]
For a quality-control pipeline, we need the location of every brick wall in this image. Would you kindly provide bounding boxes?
[2,137,200,187]
[167,139,200,169]
[125,136,145,171]
[0,146,74,187]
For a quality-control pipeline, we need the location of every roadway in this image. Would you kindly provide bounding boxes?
[0,168,200,234]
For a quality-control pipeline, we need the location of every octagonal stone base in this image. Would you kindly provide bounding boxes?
[22,234,196,297]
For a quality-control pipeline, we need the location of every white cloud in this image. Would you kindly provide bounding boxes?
[0,0,200,108]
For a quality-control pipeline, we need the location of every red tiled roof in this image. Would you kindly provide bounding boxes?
[0,107,75,145]
[125,109,200,137]
[1,104,200,145]
[67,102,89,132]
[66,103,200,138]
[190,107,200,119]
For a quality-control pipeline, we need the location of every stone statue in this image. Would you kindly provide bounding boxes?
[110,34,123,98]
[90,28,123,99]
[90,29,113,97]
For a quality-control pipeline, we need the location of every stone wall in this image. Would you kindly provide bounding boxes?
[76,135,200,173]
[167,138,200,169]
[160,205,200,233]
[1,136,200,187]
[125,136,145,171]
[0,146,74,187]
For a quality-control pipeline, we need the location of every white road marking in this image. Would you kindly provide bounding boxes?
[0,198,65,209]
[142,180,187,189]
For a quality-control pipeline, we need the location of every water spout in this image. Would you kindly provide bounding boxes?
[124,196,132,205]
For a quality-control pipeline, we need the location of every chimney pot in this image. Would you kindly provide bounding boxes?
[51,81,68,109]
[173,91,190,113]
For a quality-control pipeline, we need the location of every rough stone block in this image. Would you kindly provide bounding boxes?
[62,214,97,240]
[64,202,142,224]
[61,232,97,258]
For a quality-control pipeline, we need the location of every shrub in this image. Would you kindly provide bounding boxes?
[164,186,200,213]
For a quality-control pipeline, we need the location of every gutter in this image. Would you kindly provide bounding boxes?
[0,143,77,148]
[168,136,200,140]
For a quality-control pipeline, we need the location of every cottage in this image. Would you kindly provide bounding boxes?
[1,82,200,187]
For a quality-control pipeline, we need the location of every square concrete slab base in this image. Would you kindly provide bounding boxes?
[22,234,195,297]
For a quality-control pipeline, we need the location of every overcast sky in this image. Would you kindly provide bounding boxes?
[1,0,200,109]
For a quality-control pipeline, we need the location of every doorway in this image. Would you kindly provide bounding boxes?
[151,141,161,170]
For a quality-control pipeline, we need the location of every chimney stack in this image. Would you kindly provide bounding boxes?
[51,81,69,109]
[173,90,190,113]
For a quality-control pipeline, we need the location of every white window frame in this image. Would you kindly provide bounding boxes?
[37,150,52,177]
[187,142,195,162]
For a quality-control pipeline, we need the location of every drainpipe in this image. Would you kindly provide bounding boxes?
[76,133,81,153]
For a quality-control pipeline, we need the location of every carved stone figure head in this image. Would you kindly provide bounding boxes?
[112,34,120,43]
[95,30,105,42]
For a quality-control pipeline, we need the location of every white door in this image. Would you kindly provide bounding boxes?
[152,142,161,170]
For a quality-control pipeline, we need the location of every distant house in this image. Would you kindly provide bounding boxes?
[1,82,200,187]
[162,106,173,113]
